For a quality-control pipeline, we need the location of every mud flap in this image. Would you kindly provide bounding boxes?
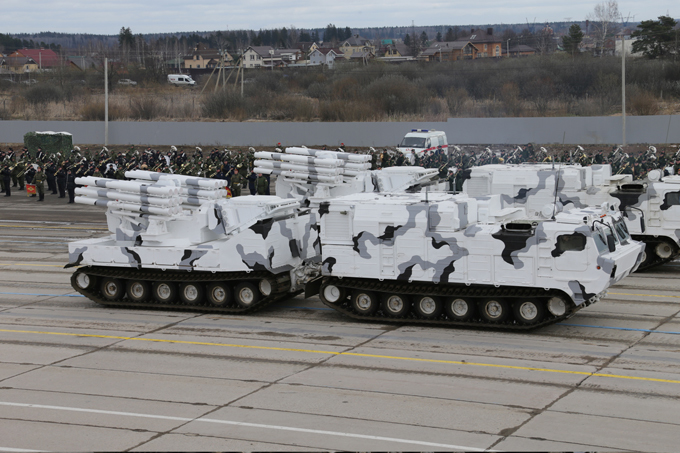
[305,276,323,298]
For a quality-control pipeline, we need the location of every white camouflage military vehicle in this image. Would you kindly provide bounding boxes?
[463,163,680,270]
[66,170,322,313]
[316,191,644,329]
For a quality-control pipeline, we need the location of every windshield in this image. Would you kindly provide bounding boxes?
[400,137,427,148]
[613,218,630,242]
[593,228,609,254]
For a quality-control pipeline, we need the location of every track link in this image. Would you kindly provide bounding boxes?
[318,277,598,331]
[71,266,298,314]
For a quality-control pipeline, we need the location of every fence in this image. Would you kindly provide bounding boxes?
[0,115,677,147]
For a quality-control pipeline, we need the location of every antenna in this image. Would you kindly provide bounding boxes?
[551,163,562,220]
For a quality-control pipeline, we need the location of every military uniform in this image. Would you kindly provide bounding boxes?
[56,167,66,198]
[34,169,45,201]
[256,174,268,195]
[230,171,243,197]
[66,171,77,203]
[1,166,11,196]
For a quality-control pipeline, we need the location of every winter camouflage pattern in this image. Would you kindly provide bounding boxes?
[464,164,680,261]
[320,192,644,308]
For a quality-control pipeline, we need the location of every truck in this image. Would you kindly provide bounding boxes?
[396,129,448,155]
[316,191,644,329]
[462,163,680,269]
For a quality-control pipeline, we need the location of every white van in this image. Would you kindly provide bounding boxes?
[396,129,448,155]
[167,74,196,86]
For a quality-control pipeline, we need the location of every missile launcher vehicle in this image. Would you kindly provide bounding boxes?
[316,191,644,329]
[67,171,322,313]
[463,164,680,270]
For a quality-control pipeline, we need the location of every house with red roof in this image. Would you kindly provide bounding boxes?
[8,48,61,71]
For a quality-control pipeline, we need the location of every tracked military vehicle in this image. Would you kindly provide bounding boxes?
[316,192,644,329]
[67,170,322,313]
[464,163,680,270]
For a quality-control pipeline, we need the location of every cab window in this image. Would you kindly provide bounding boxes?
[593,229,609,254]
[556,233,586,253]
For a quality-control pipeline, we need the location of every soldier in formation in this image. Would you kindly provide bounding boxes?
[1,143,677,203]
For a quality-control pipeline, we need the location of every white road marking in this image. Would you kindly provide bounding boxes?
[0,401,489,451]
[0,448,44,452]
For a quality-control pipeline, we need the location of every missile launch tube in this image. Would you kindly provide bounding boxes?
[74,197,179,215]
[126,170,228,189]
[75,187,180,207]
[253,152,342,167]
[254,160,342,175]
[76,177,179,196]
[285,147,372,162]
[282,171,343,184]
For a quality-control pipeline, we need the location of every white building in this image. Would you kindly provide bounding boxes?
[309,48,342,68]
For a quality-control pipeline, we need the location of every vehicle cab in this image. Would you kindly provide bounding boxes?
[396,129,448,155]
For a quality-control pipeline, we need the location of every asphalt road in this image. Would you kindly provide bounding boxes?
[0,193,679,451]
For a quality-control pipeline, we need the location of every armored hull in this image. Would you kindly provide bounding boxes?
[464,164,680,270]
[316,192,644,329]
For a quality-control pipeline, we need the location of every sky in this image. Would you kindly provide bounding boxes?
[3,0,679,35]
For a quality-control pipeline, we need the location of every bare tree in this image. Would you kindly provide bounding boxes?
[588,0,622,56]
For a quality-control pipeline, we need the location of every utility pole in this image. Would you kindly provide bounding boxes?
[104,58,109,146]
[621,34,626,146]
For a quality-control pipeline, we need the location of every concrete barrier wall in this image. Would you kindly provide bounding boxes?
[0,115,677,147]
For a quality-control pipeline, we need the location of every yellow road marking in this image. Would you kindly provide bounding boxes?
[609,292,680,299]
[0,328,678,385]
[0,224,107,230]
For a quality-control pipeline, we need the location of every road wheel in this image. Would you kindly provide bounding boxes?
[179,282,205,304]
[73,271,96,291]
[655,241,674,260]
[445,297,476,321]
[546,296,568,317]
[206,282,232,306]
[100,278,124,301]
[479,298,510,323]
[235,282,260,308]
[320,282,346,304]
[513,300,546,325]
[381,294,411,317]
[413,295,443,319]
[351,290,379,315]
[126,280,150,302]
[153,282,178,304]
